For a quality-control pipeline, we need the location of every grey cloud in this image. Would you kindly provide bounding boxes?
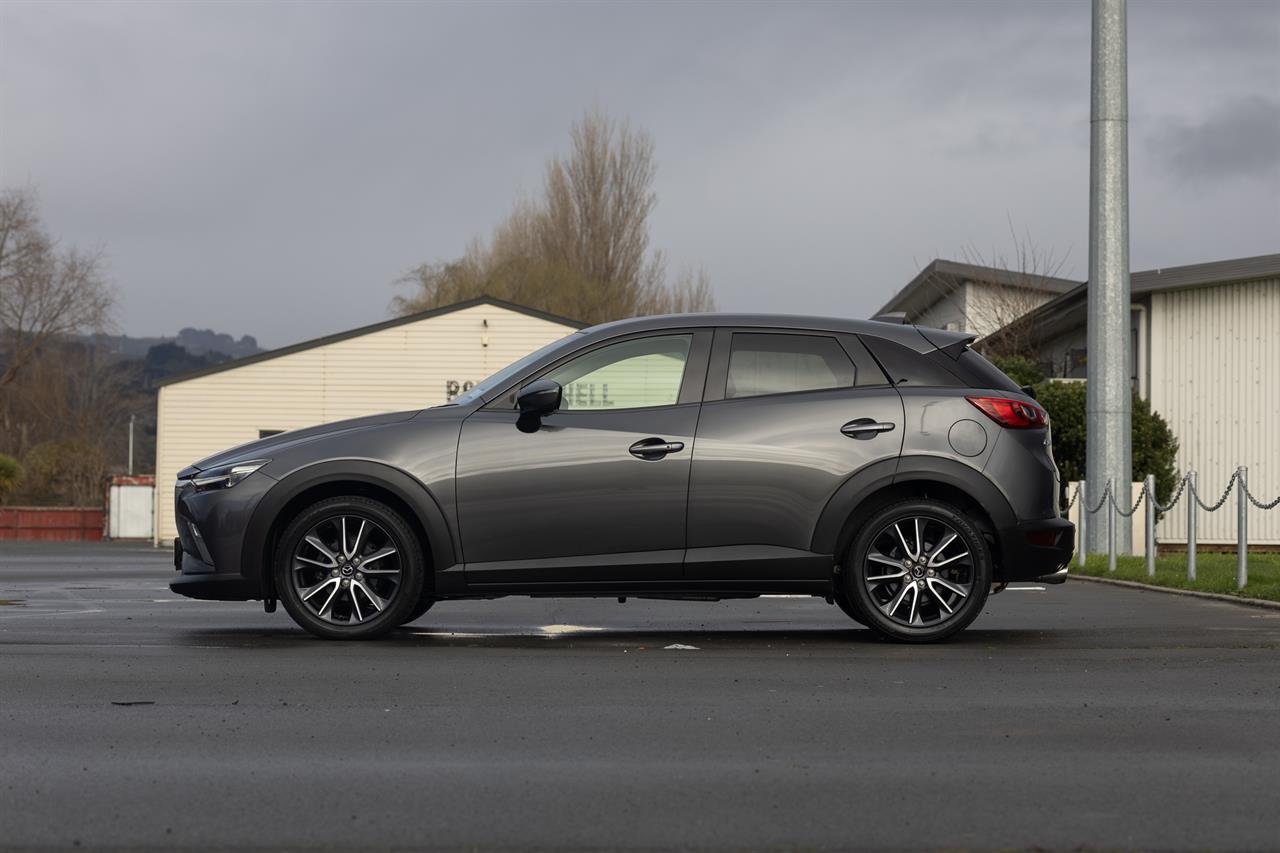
[1,0,1277,346]
[1148,96,1280,183]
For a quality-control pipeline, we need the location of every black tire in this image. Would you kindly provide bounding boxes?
[400,595,435,627]
[843,498,991,643]
[832,591,866,626]
[274,496,425,640]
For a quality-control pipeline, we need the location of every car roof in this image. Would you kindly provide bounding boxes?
[577,312,966,354]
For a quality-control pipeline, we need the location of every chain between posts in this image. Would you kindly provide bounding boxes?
[1070,469,1278,590]
[1074,469,1277,519]
[1242,477,1280,511]
[1190,468,1239,513]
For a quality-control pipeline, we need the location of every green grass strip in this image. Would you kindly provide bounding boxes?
[1072,552,1280,603]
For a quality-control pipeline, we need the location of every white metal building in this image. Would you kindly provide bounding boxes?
[154,297,580,543]
[875,259,1080,338]
[979,254,1280,546]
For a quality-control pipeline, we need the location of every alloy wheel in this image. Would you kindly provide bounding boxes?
[862,515,974,628]
[291,514,403,626]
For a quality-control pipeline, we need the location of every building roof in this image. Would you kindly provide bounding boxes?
[983,253,1280,347]
[157,296,584,387]
[876,258,1082,319]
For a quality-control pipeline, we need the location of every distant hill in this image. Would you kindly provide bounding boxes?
[91,328,263,361]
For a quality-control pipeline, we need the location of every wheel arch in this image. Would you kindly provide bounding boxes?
[242,460,456,601]
[813,455,1016,580]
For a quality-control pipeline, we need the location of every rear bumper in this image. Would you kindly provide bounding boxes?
[997,517,1075,582]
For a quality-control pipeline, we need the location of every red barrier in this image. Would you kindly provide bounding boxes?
[0,507,105,541]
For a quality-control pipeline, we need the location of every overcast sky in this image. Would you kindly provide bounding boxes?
[2,0,1277,348]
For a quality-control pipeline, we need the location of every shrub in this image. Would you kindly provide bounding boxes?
[1035,380,1180,505]
[989,355,1045,388]
[20,441,106,507]
[0,454,21,503]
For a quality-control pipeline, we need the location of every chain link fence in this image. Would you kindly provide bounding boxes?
[1069,467,1279,590]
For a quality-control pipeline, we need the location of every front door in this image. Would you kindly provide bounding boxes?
[456,330,711,586]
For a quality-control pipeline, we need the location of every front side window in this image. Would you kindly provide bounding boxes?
[727,333,855,399]
[446,331,583,407]
[543,334,692,411]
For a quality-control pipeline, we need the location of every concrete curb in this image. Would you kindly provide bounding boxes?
[1070,573,1280,612]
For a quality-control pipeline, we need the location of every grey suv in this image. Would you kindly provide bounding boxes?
[171,314,1074,642]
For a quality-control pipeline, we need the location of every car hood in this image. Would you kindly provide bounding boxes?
[185,410,422,475]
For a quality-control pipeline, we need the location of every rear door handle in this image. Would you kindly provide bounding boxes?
[841,419,896,439]
[629,438,685,460]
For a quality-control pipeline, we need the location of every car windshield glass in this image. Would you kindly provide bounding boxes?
[439,332,582,406]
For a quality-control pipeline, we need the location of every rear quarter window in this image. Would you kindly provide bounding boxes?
[952,349,1022,393]
[858,336,966,387]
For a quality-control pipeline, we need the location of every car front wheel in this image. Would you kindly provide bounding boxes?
[400,595,435,627]
[274,496,424,640]
[843,499,991,643]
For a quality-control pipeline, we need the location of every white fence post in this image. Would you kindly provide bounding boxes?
[1144,474,1156,577]
[1237,466,1248,590]
[1186,471,1196,582]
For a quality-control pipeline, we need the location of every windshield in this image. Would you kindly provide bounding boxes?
[441,331,583,407]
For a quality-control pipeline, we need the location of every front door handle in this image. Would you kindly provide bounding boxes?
[629,438,686,460]
[841,419,896,440]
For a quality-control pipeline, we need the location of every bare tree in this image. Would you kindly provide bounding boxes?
[0,188,113,386]
[394,109,714,325]
[916,220,1072,359]
[0,336,139,505]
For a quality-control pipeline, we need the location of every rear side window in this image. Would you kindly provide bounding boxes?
[727,333,855,399]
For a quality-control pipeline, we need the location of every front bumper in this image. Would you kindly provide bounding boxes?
[170,567,260,601]
[170,471,274,601]
[996,517,1075,582]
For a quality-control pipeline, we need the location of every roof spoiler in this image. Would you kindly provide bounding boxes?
[915,325,978,357]
[871,312,908,324]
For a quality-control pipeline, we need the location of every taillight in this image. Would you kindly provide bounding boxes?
[965,395,1048,429]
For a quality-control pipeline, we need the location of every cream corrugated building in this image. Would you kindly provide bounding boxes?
[154,297,580,543]
[888,253,1280,546]
[993,254,1280,546]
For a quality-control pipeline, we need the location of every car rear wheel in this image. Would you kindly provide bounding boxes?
[843,499,991,643]
[832,591,866,626]
[275,496,424,640]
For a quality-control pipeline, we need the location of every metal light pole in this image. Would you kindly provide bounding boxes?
[1085,0,1133,553]
[128,414,135,476]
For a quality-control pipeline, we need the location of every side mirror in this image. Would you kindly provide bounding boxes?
[516,379,562,417]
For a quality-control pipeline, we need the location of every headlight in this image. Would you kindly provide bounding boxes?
[190,459,269,491]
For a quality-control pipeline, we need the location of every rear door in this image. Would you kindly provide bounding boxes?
[685,329,904,579]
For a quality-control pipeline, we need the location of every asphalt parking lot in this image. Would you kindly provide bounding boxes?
[2,541,1279,851]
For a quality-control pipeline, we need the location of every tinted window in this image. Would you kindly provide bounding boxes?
[859,336,965,387]
[543,335,691,410]
[840,334,892,387]
[953,348,1021,393]
[726,333,855,399]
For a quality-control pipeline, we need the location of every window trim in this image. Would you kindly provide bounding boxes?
[482,329,713,413]
[703,328,888,402]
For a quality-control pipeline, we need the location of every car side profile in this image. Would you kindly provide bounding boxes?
[171,313,1074,643]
